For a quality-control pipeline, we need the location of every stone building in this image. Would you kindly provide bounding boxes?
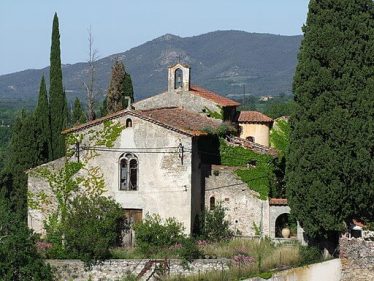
[238,111,273,147]
[28,63,302,243]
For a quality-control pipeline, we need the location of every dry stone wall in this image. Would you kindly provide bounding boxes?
[340,237,374,281]
[48,259,231,281]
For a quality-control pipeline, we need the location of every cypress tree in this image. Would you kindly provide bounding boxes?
[4,112,39,216]
[287,0,374,240]
[49,13,67,159]
[34,75,51,163]
[71,98,87,125]
[106,59,134,114]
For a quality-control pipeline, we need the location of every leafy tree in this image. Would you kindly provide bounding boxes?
[287,0,374,240]
[34,75,52,163]
[49,13,67,159]
[106,59,134,114]
[199,203,233,242]
[0,194,54,281]
[134,214,185,254]
[100,96,108,117]
[71,98,87,125]
[64,195,123,267]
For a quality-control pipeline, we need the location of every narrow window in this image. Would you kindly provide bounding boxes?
[126,118,132,128]
[210,196,215,210]
[174,68,183,89]
[120,159,128,190]
[129,159,138,190]
[119,153,138,191]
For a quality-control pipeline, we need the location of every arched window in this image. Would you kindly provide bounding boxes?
[210,196,215,210]
[126,118,132,128]
[119,153,138,191]
[174,68,183,89]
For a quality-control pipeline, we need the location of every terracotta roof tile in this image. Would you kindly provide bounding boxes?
[140,107,221,135]
[238,111,273,123]
[190,85,240,107]
[63,107,221,137]
[269,198,288,205]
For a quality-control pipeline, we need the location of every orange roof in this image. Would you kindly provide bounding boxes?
[63,107,221,137]
[190,85,240,107]
[238,111,273,123]
[269,198,288,205]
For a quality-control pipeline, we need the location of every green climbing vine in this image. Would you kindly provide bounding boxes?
[28,118,125,253]
[203,106,223,120]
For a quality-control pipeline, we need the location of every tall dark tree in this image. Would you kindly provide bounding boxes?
[287,0,374,240]
[49,13,67,159]
[71,98,87,125]
[34,75,51,163]
[4,112,39,215]
[106,58,134,114]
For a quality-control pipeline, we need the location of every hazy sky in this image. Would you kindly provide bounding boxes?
[0,0,309,75]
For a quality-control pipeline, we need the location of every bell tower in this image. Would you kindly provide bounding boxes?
[167,63,190,92]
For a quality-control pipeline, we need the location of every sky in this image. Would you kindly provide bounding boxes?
[0,0,309,75]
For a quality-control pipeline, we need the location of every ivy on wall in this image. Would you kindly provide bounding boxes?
[219,138,274,200]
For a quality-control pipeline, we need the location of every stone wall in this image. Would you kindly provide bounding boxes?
[204,165,269,237]
[340,237,374,281]
[48,259,231,281]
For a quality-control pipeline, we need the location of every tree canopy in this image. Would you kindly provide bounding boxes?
[106,58,134,114]
[287,0,374,239]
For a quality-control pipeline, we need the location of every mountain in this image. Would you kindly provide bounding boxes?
[0,30,302,104]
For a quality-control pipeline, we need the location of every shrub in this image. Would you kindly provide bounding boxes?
[134,214,185,254]
[64,195,123,267]
[178,238,202,262]
[298,245,322,266]
[199,203,233,242]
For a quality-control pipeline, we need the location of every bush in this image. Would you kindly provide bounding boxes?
[134,214,185,254]
[199,203,233,242]
[299,246,322,266]
[178,238,202,262]
[64,195,123,267]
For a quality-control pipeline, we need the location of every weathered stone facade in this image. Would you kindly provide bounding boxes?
[204,165,269,237]
[48,259,231,281]
[340,237,374,281]
[28,109,211,235]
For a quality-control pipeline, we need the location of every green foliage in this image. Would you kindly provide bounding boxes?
[34,75,52,163]
[252,222,260,236]
[298,246,322,266]
[0,195,54,281]
[133,214,185,254]
[219,138,273,199]
[258,272,272,279]
[203,123,237,137]
[49,13,67,159]
[263,100,295,119]
[270,119,290,157]
[178,238,202,262]
[106,59,134,114]
[71,97,87,125]
[89,120,124,148]
[199,203,233,242]
[64,195,123,267]
[203,107,223,120]
[287,0,374,238]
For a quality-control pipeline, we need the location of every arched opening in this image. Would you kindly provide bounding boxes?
[174,68,183,89]
[119,153,138,191]
[126,118,132,128]
[209,196,215,210]
[275,213,297,238]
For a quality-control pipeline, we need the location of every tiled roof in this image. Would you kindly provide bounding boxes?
[63,107,221,137]
[269,198,288,205]
[190,85,240,107]
[140,107,221,135]
[238,111,273,123]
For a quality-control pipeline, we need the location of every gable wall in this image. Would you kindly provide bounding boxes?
[134,91,222,118]
[28,114,201,235]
